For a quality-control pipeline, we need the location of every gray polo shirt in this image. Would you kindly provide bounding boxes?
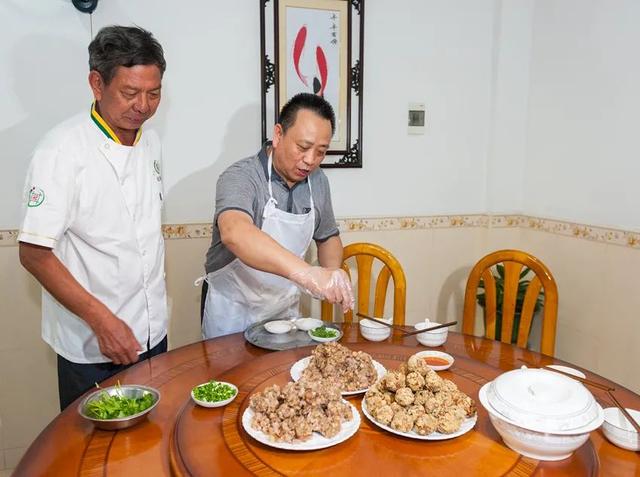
[204,143,339,273]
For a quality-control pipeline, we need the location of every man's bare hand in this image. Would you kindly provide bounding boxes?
[91,312,142,365]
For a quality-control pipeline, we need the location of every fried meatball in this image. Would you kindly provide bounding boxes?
[414,389,433,406]
[406,371,426,392]
[397,362,409,376]
[406,404,426,420]
[442,379,458,393]
[414,413,438,435]
[424,370,444,392]
[365,393,387,412]
[437,411,464,434]
[390,409,415,433]
[407,354,431,376]
[383,371,406,392]
[395,387,415,406]
[372,404,394,425]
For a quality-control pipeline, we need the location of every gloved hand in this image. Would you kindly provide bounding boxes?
[290,266,355,313]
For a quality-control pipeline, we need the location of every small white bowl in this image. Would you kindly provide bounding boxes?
[359,318,392,341]
[308,327,342,343]
[293,317,323,331]
[602,407,640,451]
[191,381,238,408]
[411,350,454,371]
[264,320,294,334]
[414,321,448,347]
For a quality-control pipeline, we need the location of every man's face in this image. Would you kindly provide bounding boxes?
[89,64,162,135]
[272,108,333,187]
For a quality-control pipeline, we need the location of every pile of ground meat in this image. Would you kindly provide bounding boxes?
[300,342,378,392]
[364,354,476,435]
[249,379,353,442]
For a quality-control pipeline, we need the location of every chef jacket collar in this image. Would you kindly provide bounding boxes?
[90,102,142,146]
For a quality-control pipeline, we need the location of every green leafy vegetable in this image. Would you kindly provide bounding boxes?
[310,326,338,338]
[85,383,156,419]
[193,381,237,402]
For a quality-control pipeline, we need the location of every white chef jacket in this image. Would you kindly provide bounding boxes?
[18,110,168,363]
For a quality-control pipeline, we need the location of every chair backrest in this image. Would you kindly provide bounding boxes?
[462,249,558,356]
[321,242,407,325]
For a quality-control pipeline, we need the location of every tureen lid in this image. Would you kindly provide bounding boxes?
[486,367,600,432]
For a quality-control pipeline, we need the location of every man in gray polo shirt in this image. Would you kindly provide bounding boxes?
[200,93,353,338]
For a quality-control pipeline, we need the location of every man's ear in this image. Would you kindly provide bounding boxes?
[272,123,284,148]
[88,71,104,101]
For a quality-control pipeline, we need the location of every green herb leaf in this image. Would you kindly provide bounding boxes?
[85,384,155,419]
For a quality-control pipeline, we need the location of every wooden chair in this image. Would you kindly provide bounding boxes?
[462,249,558,356]
[321,242,407,325]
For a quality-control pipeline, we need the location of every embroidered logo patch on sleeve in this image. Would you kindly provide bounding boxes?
[27,187,45,207]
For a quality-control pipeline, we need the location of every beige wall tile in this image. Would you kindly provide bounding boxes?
[3,446,26,470]
[164,237,211,349]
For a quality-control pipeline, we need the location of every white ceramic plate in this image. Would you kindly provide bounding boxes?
[307,328,342,343]
[290,357,386,396]
[242,400,360,450]
[191,381,238,408]
[410,351,454,371]
[361,400,477,440]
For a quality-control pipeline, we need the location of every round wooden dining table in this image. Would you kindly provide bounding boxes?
[13,325,640,476]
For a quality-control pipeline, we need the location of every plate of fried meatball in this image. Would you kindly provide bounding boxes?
[361,354,477,440]
[243,380,360,450]
[290,342,386,395]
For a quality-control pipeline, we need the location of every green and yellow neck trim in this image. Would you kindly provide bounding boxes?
[90,102,142,146]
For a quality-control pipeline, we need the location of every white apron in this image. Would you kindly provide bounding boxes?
[200,155,315,338]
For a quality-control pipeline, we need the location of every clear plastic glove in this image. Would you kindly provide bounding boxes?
[290,266,355,313]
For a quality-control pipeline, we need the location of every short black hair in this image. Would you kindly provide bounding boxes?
[278,93,335,135]
[88,26,166,84]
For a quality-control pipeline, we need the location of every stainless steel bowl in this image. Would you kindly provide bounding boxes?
[78,384,160,431]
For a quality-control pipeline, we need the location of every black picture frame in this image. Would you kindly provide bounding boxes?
[260,0,364,168]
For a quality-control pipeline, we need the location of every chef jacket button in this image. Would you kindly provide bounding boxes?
[142,250,147,256]
[104,143,110,149]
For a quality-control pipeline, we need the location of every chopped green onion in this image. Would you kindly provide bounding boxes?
[310,326,338,338]
[193,381,237,402]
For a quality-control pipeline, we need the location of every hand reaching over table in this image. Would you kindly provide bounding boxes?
[290,266,355,312]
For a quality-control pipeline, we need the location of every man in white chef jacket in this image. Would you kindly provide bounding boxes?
[18,26,169,410]
[200,93,354,338]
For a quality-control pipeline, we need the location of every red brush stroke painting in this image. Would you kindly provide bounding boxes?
[316,46,328,96]
[293,26,308,86]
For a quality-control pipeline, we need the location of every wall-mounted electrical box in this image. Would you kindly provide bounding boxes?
[408,103,426,135]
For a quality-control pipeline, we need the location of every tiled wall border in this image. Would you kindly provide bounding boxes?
[2,215,639,249]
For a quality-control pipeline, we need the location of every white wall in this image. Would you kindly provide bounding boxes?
[1,0,502,228]
[524,0,640,231]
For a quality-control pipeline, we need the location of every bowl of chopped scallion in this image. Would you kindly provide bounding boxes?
[78,383,160,430]
[191,380,238,408]
[308,325,342,343]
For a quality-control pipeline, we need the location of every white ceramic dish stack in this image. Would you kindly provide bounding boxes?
[478,367,604,461]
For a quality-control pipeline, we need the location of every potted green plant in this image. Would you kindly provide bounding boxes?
[476,265,545,343]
